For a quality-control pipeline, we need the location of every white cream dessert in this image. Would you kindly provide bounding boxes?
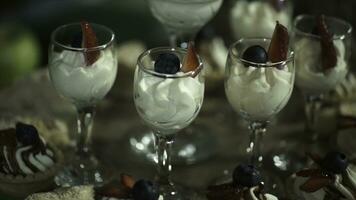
[292,152,356,200]
[0,122,57,176]
[225,64,293,121]
[135,71,204,133]
[148,0,223,35]
[49,50,117,105]
[230,0,291,39]
[295,38,348,95]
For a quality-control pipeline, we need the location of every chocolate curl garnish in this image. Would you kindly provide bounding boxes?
[338,115,356,130]
[314,15,337,71]
[300,176,333,192]
[121,173,135,189]
[81,21,100,66]
[268,21,289,64]
[306,152,323,165]
[182,42,201,77]
[296,169,323,177]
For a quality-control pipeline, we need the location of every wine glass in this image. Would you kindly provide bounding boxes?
[133,47,204,198]
[224,38,295,192]
[146,0,223,47]
[48,22,117,186]
[293,15,352,144]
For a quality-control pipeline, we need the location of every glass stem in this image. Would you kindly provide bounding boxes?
[247,121,267,168]
[304,95,322,142]
[154,132,174,186]
[76,106,95,157]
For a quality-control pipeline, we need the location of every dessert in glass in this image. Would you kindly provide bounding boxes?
[133,44,204,198]
[289,151,356,200]
[48,22,117,186]
[230,0,293,39]
[147,0,223,47]
[131,0,222,165]
[224,23,294,193]
[294,15,352,142]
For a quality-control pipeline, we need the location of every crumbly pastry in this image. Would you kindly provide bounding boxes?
[0,121,62,198]
[25,185,94,200]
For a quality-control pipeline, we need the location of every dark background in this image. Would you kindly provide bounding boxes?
[0,0,355,85]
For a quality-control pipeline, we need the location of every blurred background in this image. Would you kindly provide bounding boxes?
[0,0,355,88]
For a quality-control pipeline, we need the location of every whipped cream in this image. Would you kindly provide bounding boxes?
[249,186,278,200]
[134,70,204,134]
[293,164,356,200]
[225,64,293,121]
[230,0,292,39]
[49,50,117,107]
[295,38,348,95]
[148,0,222,35]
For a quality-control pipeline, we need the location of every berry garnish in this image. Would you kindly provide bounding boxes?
[81,21,100,66]
[268,21,289,63]
[321,151,348,174]
[154,53,180,74]
[15,122,40,146]
[314,15,337,71]
[233,164,262,188]
[132,179,159,200]
[242,45,268,64]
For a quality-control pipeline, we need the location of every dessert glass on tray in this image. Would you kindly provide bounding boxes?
[133,46,204,199]
[293,15,352,144]
[48,22,117,187]
[147,0,223,47]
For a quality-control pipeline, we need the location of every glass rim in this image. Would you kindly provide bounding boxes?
[137,47,204,78]
[228,38,295,68]
[293,14,353,40]
[50,22,116,52]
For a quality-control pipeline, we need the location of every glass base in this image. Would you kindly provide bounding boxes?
[158,183,205,200]
[127,123,217,165]
[55,154,106,187]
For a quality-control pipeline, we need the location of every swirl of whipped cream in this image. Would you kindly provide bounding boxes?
[230,0,291,39]
[293,164,356,200]
[1,137,56,175]
[50,50,117,105]
[295,38,348,95]
[225,64,293,121]
[248,186,278,200]
[134,71,204,134]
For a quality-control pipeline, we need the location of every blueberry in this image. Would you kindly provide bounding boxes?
[15,122,40,146]
[242,45,268,64]
[321,151,348,174]
[132,179,159,200]
[154,53,180,74]
[233,164,262,187]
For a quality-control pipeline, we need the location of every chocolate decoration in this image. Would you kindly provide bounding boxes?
[268,21,289,63]
[96,180,132,199]
[121,173,135,189]
[314,15,337,71]
[81,21,100,66]
[296,168,323,177]
[182,41,200,77]
[307,152,323,165]
[300,177,333,193]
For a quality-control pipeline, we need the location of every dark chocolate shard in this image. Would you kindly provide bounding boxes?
[182,41,201,77]
[80,21,100,66]
[296,168,323,177]
[307,152,323,165]
[314,15,337,71]
[300,177,333,193]
[268,21,289,63]
[96,179,132,199]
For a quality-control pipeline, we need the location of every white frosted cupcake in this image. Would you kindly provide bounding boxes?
[291,152,356,200]
[0,121,63,198]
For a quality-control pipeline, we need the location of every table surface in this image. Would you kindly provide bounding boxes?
[0,67,352,198]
